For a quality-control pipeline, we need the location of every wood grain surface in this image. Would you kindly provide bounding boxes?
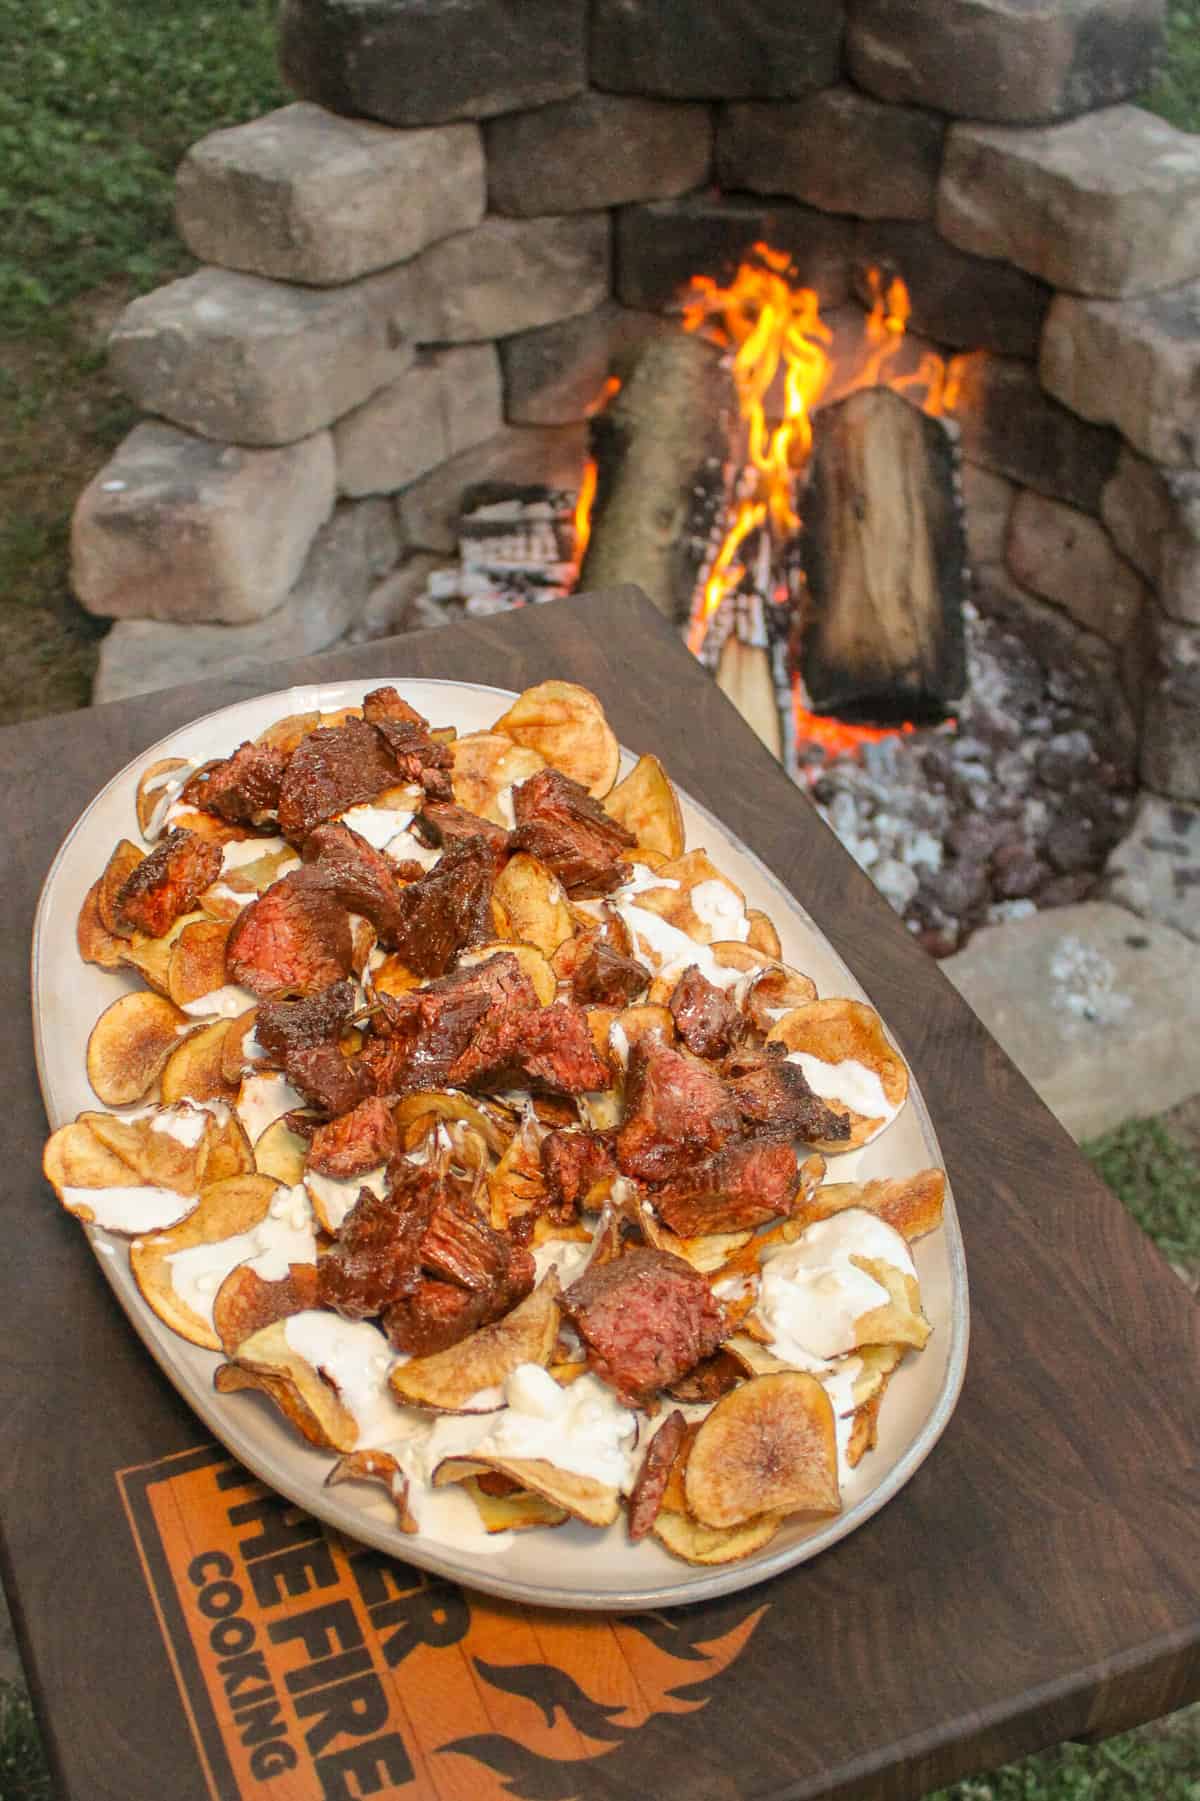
[0,587,1196,1801]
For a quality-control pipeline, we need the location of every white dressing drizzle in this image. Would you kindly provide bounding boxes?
[305,1165,388,1232]
[495,785,517,829]
[337,803,415,850]
[386,828,441,871]
[167,1184,316,1327]
[758,1210,916,1362]
[236,1073,305,1145]
[204,883,256,912]
[786,1053,899,1125]
[531,1235,594,1288]
[181,983,259,1019]
[151,1107,208,1148]
[689,878,751,941]
[615,902,746,990]
[220,835,292,873]
[63,1185,198,1234]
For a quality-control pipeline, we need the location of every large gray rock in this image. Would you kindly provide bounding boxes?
[1104,792,1200,942]
[487,92,711,217]
[278,0,585,126]
[71,423,335,625]
[615,195,852,312]
[107,267,414,447]
[501,301,670,424]
[718,91,943,222]
[590,0,842,99]
[938,107,1200,298]
[848,0,1165,124]
[1005,489,1148,649]
[175,105,484,286]
[383,213,611,344]
[334,344,503,497]
[395,424,587,553]
[1102,447,1200,627]
[1140,616,1200,801]
[92,501,396,703]
[960,460,1017,572]
[940,901,1200,1140]
[853,219,1051,356]
[1040,282,1200,467]
[950,353,1120,514]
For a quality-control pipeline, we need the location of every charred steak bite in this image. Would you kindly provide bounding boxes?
[276,718,400,840]
[448,999,610,1096]
[300,821,411,939]
[226,868,354,999]
[254,979,358,1062]
[563,1248,727,1407]
[541,1128,619,1217]
[724,1044,851,1145]
[181,741,286,826]
[384,834,506,977]
[360,952,538,1096]
[651,1138,799,1236]
[371,717,453,803]
[361,686,426,727]
[511,768,635,894]
[284,1041,373,1117]
[571,941,649,1009]
[414,801,510,854]
[114,827,223,938]
[383,1279,491,1355]
[616,1041,741,1183]
[308,1096,399,1177]
[316,1181,432,1320]
[419,1193,535,1305]
[668,965,745,1060]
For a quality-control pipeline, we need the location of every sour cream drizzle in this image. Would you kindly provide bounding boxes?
[220,835,293,873]
[63,1186,198,1234]
[237,1073,305,1145]
[615,902,747,990]
[167,1184,316,1327]
[758,1210,916,1363]
[181,982,259,1019]
[305,1165,388,1232]
[785,1053,899,1125]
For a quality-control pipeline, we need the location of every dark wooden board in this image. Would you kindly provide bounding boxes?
[1,587,1196,1801]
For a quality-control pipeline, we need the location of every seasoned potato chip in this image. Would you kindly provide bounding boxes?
[852,1256,931,1350]
[767,998,909,1149]
[76,878,129,969]
[85,1103,213,1194]
[434,1454,620,1528]
[96,838,145,936]
[371,953,423,998]
[673,1229,753,1274]
[493,680,620,799]
[631,850,749,948]
[389,1276,561,1412]
[653,1508,781,1566]
[135,759,191,839]
[118,908,208,996]
[609,1002,676,1063]
[393,1092,514,1159]
[685,1371,840,1528]
[160,1018,236,1106]
[43,1119,138,1196]
[488,1112,547,1230]
[603,754,684,857]
[450,732,544,825]
[253,1116,311,1187]
[215,1321,359,1452]
[742,962,819,1032]
[791,1169,945,1242]
[129,1173,281,1349]
[459,940,557,1006]
[221,1008,259,1084]
[254,709,321,755]
[86,990,193,1106]
[326,1450,417,1531]
[745,909,781,958]
[492,853,573,957]
[463,1477,569,1533]
[213,1262,320,1355]
[204,1109,255,1184]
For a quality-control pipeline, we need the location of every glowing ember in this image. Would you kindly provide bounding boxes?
[573,456,599,564]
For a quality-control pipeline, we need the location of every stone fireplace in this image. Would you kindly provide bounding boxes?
[71,0,1200,950]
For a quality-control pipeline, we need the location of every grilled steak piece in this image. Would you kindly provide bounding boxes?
[300,821,411,940]
[627,1410,687,1541]
[384,834,506,977]
[448,1000,610,1095]
[382,1279,490,1355]
[651,1138,799,1236]
[277,718,399,839]
[563,1247,727,1406]
[360,953,538,1095]
[114,828,223,937]
[308,1097,399,1178]
[541,1129,618,1216]
[227,869,354,999]
[316,1180,432,1320]
[668,965,745,1060]
[284,1042,372,1117]
[361,686,426,728]
[616,1042,741,1183]
[414,801,510,853]
[511,768,635,894]
[181,741,286,825]
[571,942,649,1009]
[724,1045,851,1145]
[666,1351,743,1404]
[371,717,453,803]
[255,980,358,1062]
[420,1195,535,1303]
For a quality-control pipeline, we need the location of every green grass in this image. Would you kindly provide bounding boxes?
[0,1682,51,1801]
[1141,1,1200,132]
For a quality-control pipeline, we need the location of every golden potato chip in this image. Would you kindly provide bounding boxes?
[493,680,620,799]
[129,1173,281,1349]
[767,998,909,1150]
[118,908,208,996]
[84,1104,213,1195]
[214,1262,321,1355]
[603,754,684,857]
[326,1450,417,1532]
[204,1108,255,1184]
[653,1508,781,1566]
[135,758,190,839]
[852,1256,931,1351]
[433,1454,620,1528]
[609,1002,676,1064]
[221,1008,259,1084]
[389,1276,561,1412]
[43,1119,137,1196]
[160,1018,236,1107]
[254,1117,311,1187]
[673,1230,753,1274]
[488,1111,547,1230]
[200,842,299,920]
[742,962,819,1033]
[492,853,573,957]
[450,732,544,825]
[463,1477,569,1533]
[85,990,193,1106]
[685,1371,840,1528]
[96,838,145,936]
[791,1169,945,1242]
[459,940,557,1006]
[846,1386,887,1469]
[254,710,321,755]
[852,1344,903,1409]
[371,953,422,999]
[630,850,749,948]
[215,1327,359,1451]
[745,909,781,958]
[393,1092,514,1159]
[76,878,128,969]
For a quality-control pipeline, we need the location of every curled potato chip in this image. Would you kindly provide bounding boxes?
[129,1173,281,1349]
[221,1008,259,1084]
[84,1104,214,1194]
[253,709,320,755]
[160,1018,236,1107]
[463,1477,569,1533]
[653,1508,781,1566]
[492,853,573,957]
[326,1450,417,1531]
[213,1262,320,1355]
[43,1119,138,1196]
[118,908,208,996]
[493,680,620,799]
[215,1318,360,1451]
[459,940,557,1007]
[77,878,129,969]
[96,839,145,936]
[632,850,748,948]
[851,1256,931,1350]
[393,1092,514,1159]
[86,990,193,1106]
[136,759,191,839]
[791,1169,945,1242]
[766,999,909,1150]
[745,909,781,958]
[603,754,684,857]
[609,1003,676,1066]
[742,962,819,1033]
[254,1116,311,1186]
[673,1229,753,1274]
[685,1371,840,1528]
[389,1275,561,1412]
[451,732,544,825]
[371,953,422,999]
[434,1454,620,1528]
[488,1111,547,1230]
[203,1109,255,1184]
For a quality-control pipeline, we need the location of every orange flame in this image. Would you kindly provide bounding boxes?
[573,377,623,566]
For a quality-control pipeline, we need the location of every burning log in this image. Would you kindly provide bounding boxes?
[577,335,738,623]
[800,387,968,723]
